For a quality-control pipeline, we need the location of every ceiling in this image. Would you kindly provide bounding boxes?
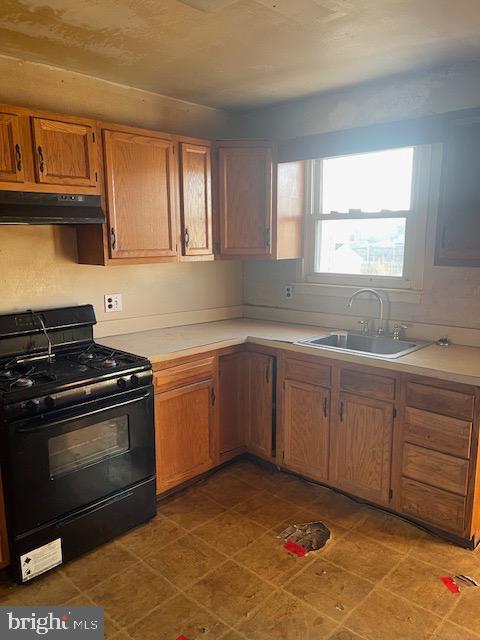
[1,0,480,111]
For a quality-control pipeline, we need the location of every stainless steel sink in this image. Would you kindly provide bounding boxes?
[295,333,429,359]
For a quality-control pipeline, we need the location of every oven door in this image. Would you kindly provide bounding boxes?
[6,387,155,535]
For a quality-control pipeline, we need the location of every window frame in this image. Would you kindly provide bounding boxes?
[303,145,433,291]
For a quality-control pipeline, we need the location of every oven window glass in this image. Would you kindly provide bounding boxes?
[48,416,130,478]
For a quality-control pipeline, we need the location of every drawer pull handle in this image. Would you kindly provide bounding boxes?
[37,145,46,174]
[15,143,22,171]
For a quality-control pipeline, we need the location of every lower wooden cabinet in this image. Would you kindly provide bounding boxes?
[154,358,217,494]
[246,351,275,460]
[330,392,394,505]
[218,351,248,461]
[283,380,330,482]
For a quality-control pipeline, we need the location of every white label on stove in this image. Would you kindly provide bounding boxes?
[20,538,63,582]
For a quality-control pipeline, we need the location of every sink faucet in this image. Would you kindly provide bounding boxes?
[347,288,385,335]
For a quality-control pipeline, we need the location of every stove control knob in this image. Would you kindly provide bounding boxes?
[117,377,128,389]
[44,395,56,409]
[26,399,40,413]
[130,374,140,387]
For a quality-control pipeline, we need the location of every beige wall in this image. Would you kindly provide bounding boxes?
[0,56,243,337]
[242,62,480,340]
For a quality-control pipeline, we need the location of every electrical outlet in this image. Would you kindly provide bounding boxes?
[104,293,123,313]
[284,285,293,299]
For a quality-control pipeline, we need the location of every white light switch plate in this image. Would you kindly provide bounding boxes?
[104,293,123,313]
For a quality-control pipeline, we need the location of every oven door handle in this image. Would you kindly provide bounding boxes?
[15,392,151,434]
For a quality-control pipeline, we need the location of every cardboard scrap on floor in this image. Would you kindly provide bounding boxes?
[278,521,331,557]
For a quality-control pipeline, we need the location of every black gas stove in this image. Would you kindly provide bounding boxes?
[0,305,156,583]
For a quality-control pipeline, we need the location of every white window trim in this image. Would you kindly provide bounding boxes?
[300,145,435,296]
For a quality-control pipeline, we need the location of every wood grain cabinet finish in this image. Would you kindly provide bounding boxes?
[216,141,305,260]
[0,103,101,194]
[103,129,177,260]
[31,117,99,188]
[218,143,273,257]
[247,352,275,460]
[0,112,25,184]
[330,392,394,505]
[283,380,330,482]
[218,351,248,461]
[153,356,217,494]
[435,114,480,267]
[179,141,213,259]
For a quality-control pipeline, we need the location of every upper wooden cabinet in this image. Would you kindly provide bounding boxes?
[435,114,480,267]
[0,111,26,184]
[0,104,101,195]
[179,141,213,260]
[103,128,177,260]
[216,141,304,260]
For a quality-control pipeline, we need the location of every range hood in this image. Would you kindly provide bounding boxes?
[0,191,105,225]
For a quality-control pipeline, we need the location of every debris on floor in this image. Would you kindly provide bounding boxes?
[279,521,331,556]
[441,576,461,594]
[455,574,479,588]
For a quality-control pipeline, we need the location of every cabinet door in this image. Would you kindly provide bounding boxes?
[179,142,213,257]
[155,379,215,493]
[331,392,393,505]
[218,144,273,256]
[219,351,247,458]
[247,352,274,459]
[435,115,480,266]
[31,117,98,187]
[284,380,329,482]
[104,130,177,259]
[0,112,25,184]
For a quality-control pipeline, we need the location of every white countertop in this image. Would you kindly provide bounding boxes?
[100,318,480,386]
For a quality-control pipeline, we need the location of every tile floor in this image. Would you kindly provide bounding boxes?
[1,459,480,640]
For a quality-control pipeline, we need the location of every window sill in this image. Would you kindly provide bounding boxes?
[292,282,424,304]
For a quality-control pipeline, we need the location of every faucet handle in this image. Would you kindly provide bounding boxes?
[392,323,408,339]
[358,320,369,335]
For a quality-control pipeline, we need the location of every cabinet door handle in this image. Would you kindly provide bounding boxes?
[111,227,116,251]
[265,363,270,385]
[37,145,46,174]
[184,227,190,247]
[323,397,328,418]
[264,227,271,248]
[211,387,216,406]
[339,401,344,421]
[15,143,22,172]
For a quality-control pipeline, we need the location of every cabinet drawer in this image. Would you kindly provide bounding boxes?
[284,357,331,387]
[398,477,467,535]
[402,444,469,495]
[404,407,472,458]
[406,382,474,420]
[154,357,215,393]
[340,369,394,401]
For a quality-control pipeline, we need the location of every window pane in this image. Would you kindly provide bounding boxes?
[321,147,414,213]
[315,218,406,277]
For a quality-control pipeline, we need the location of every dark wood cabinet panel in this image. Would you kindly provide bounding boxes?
[435,115,480,266]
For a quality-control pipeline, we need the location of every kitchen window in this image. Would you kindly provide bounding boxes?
[304,145,433,291]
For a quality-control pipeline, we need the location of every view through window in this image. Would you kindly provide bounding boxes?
[311,147,416,282]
